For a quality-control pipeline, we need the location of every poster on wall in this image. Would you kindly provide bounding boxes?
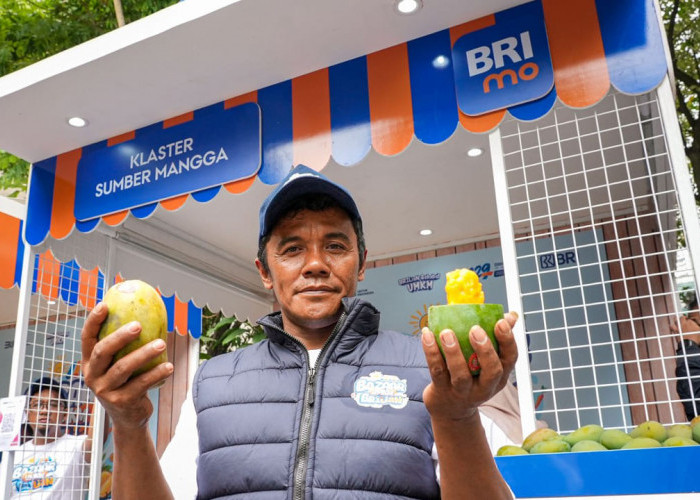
[363,229,625,429]
[360,247,507,335]
[0,396,27,451]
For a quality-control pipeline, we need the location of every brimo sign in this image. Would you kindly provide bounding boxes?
[466,32,539,93]
[452,0,554,116]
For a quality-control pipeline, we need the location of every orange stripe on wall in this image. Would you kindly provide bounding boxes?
[224,175,256,194]
[163,112,194,129]
[174,297,188,336]
[292,69,332,171]
[542,0,609,107]
[367,44,414,156]
[225,91,258,109]
[459,109,506,133]
[49,149,82,240]
[0,212,21,288]
[160,194,189,211]
[449,15,496,45]
[103,210,128,227]
[79,267,101,310]
[107,131,135,147]
[38,250,61,300]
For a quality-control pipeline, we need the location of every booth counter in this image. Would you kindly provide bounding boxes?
[1,0,699,498]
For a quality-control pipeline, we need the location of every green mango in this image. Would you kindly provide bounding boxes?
[692,416,700,443]
[521,428,561,452]
[571,440,607,452]
[600,429,632,449]
[666,424,692,441]
[622,437,662,449]
[563,424,604,446]
[663,436,699,447]
[629,421,667,443]
[496,445,529,456]
[427,304,503,375]
[98,280,169,377]
[530,439,571,454]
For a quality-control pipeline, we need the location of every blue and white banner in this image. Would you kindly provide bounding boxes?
[360,248,507,336]
[452,0,554,116]
[74,102,261,221]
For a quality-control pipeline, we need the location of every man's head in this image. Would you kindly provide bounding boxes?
[255,165,367,342]
[26,377,68,441]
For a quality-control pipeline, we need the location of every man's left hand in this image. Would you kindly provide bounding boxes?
[421,312,519,421]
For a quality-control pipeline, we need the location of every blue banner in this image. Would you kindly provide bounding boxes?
[452,0,554,116]
[74,102,261,221]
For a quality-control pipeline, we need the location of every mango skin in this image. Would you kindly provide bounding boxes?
[496,445,529,456]
[530,439,571,454]
[663,436,699,447]
[571,440,607,452]
[564,424,604,446]
[629,421,667,443]
[522,428,560,452]
[666,424,693,441]
[600,429,633,450]
[622,437,662,449]
[98,280,168,377]
[692,416,700,443]
[427,304,503,375]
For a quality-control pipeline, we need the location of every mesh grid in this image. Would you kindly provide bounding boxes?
[11,252,101,499]
[500,90,699,433]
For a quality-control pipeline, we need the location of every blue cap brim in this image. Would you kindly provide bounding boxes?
[259,165,360,241]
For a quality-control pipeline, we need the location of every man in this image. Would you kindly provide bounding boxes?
[673,298,700,421]
[81,164,519,499]
[11,377,90,499]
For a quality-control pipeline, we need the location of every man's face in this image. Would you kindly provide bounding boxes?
[256,206,366,339]
[27,388,65,436]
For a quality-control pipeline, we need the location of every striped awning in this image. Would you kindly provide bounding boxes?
[25,0,667,247]
[0,211,24,289]
[0,230,202,337]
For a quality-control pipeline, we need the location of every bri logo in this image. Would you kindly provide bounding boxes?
[451,0,554,116]
[466,31,539,94]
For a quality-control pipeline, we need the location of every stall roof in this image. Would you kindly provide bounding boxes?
[0,0,530,164]
[0,0,671,318]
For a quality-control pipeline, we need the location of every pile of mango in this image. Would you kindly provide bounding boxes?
[497,415,700,456]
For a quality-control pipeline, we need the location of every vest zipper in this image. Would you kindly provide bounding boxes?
[289,311,346,500]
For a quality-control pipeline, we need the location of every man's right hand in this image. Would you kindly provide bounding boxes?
[81,302,174,430]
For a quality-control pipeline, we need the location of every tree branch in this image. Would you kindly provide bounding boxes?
[113,0,125,27]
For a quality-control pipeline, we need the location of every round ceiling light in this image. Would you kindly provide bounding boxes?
[419,229,433,236]
[432,55,450,69]
[467,147,484,158]
[395,0,422,15]
[67,116,88,128]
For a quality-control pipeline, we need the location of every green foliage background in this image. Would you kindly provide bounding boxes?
[661,0,700,203]
[0,0,177,196]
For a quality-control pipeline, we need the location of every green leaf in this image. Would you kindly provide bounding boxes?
[221,328,246,346]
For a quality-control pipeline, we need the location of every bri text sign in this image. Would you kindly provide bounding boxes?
[452,0,554,116]
[74,102,261,221]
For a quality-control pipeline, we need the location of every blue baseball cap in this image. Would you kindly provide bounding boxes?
[258,164,361,242]
[27,376,69,402]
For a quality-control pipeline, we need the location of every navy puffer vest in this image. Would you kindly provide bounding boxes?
[193,297,440,500]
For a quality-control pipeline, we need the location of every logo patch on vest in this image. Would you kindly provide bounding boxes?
[351,371,409,409]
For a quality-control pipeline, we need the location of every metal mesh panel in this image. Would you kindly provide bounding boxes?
[12,252,102,499]
[500,90,699,433]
